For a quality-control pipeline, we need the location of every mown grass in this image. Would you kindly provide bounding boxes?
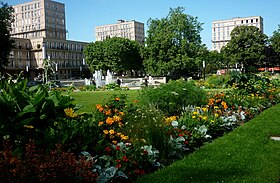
[135,103,280,183]
[68,90,140,113]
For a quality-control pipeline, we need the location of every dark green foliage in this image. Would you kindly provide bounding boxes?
[144,7,207,76]
[222,26,268,72]
[138,79,207,116]
[0,75,75,150]
[84,37,143,75]
[0,2,14,74]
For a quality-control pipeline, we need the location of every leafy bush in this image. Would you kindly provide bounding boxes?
[138,79,207,116]
[0,76,75,152]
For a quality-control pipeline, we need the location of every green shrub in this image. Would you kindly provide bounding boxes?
[138,79,207,116]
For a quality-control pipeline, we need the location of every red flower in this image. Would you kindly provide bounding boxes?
[184,141,189,145]
[116,145,120,151]
[178,133,184,137]
[142,150,148,155]
[105,147,112,153]
[116,164,122,168]
[116,159,121,163]
[122,155,129,162]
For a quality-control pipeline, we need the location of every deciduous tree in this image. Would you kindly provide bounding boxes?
[144,7,206,76]
[84,37,143,75]
[0,1,14,75]
[222,25,268,72]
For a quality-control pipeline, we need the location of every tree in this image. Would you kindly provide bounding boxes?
[222,25,268,73]
[270,25,280,65]
[84,37,143,75]
[0,1,14,75]
[144,7,206,76]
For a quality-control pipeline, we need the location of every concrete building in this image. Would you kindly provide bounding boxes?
[212,16,263,51]
[95,20,145,45]
[8,0,89,80]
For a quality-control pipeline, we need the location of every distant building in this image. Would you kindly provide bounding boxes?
[8,0,89,80]
[95,20,145,45]
[212,16,263,52]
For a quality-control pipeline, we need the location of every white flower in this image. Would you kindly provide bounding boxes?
[171,120,179,127]
[176,136,185,142]
[181,125,186,130]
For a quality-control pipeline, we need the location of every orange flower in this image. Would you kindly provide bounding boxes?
[98,121,104,126]
[115,98,120,101]
[118,112,124,116]
[106,117,114,125]
[103,130,109,134]
[112,140,118,144]
[105,110,111,116]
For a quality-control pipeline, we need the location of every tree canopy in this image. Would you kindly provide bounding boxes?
[270,25,280,65]
[0,1,14,74]
[221,25,268,72]
[143,7,207,76]
[84,37,143,75]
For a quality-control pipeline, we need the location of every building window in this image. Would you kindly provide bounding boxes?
[246,20,248,23]
[241,20,243,24]
[256,19,258,23]
[251,19,253,23]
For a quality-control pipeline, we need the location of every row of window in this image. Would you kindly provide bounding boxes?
[15,2,40,13]
[96,23,142,32]
[45,42,85,52]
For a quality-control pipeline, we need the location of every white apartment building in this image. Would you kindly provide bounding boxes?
[95,20,145,45]
[212,16,263,52]
[8,0,89,80]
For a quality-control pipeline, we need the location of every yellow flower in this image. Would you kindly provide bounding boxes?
[117,132,122,136]
[103,130,109,134]
[211,120,215,123]
[214,106,219,109]
[112,140,118,144]
[64,108,78,118]
[121,136,129,140]
[106,117,114,125]
[113,115,122,122]
[196,107,201,109]
[118,112,124,116]
[192,116,196,119]
[109,129,115,135]
[193,111,198,115]
[24,125,34,129]
[202,107,207,112]
[215,113,219,117]
[203,116,208,120]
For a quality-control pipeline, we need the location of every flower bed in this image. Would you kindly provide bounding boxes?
[0,73,279,182]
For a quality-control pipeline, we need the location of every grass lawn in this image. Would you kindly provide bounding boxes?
[68,90,140,113]
[135,103,280,183]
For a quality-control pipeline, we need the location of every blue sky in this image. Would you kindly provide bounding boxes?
[5,0,280,49]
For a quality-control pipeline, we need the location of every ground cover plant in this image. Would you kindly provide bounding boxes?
[0,72,279,182]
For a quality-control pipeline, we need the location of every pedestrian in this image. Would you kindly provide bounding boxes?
[144,78,148,87]
[116,77,121,86]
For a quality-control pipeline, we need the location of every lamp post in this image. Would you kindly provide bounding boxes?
[203,61,206,80]
[55,63,58,80]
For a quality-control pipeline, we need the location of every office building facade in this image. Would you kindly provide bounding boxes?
[212,16,263,51]
[95,20,145,45]
[8,0,89,80]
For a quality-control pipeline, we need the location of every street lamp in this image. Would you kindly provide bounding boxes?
[203,61,206,80]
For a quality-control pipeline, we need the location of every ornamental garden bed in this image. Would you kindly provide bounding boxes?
[0,73,279,182]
